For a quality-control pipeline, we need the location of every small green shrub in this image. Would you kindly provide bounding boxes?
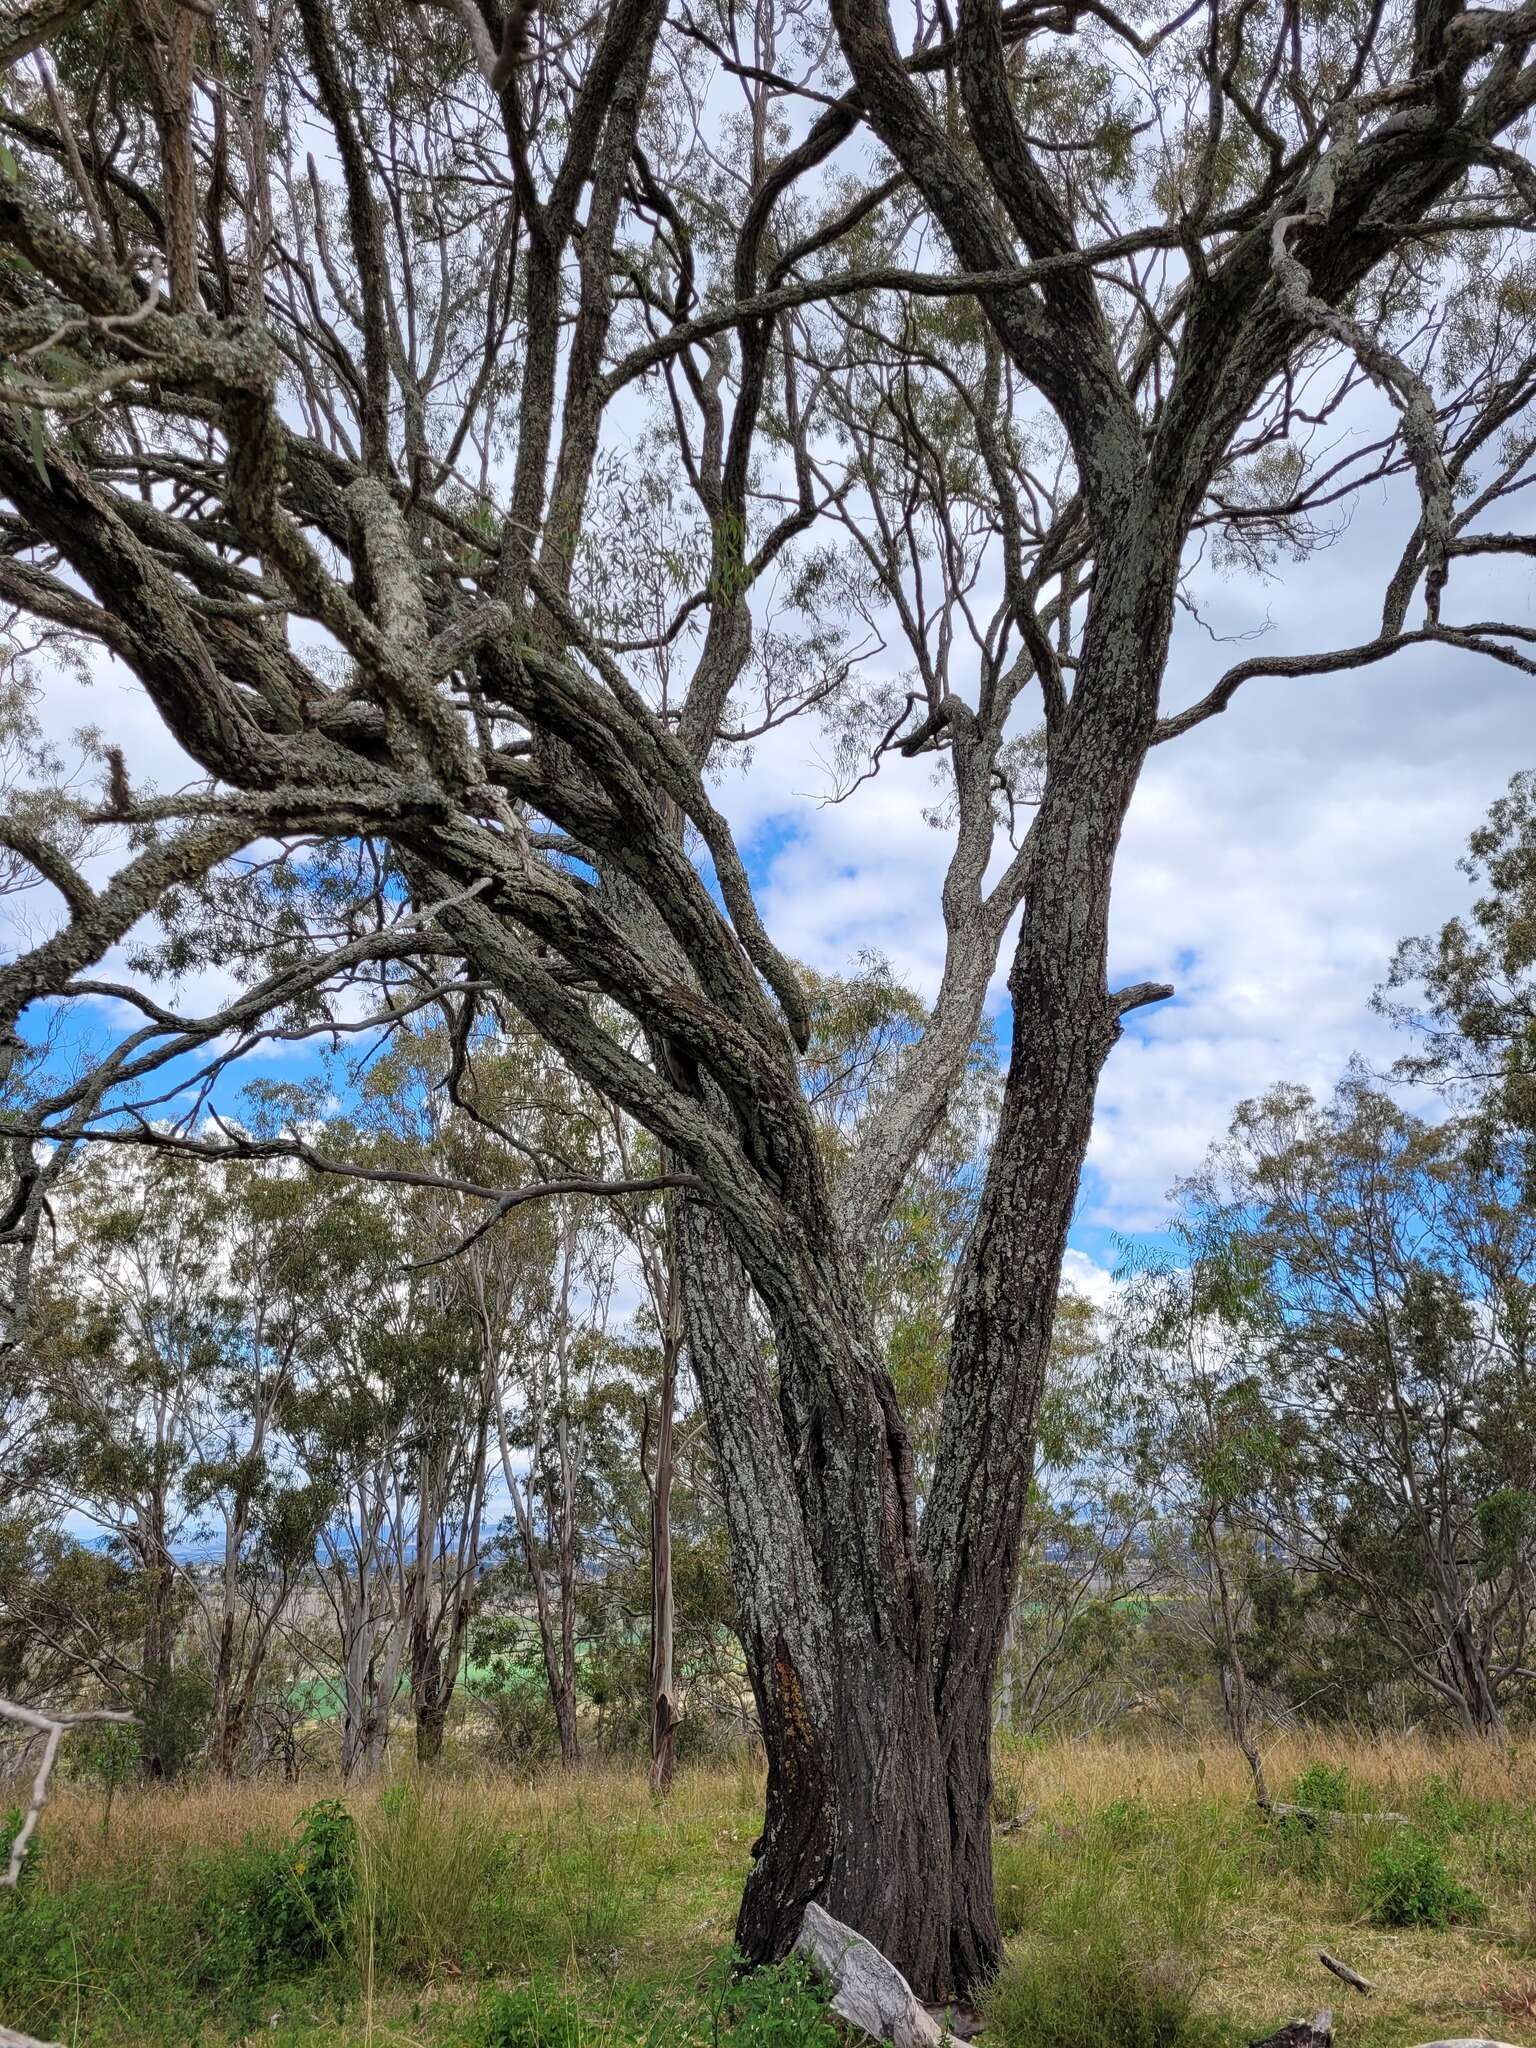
[1289,1761,1351,1814]
[703,1952,840,2047]
[253,1797,359,1968]
[0,1803,31,1887]
[471,1955,837,2048]
[1365,1830,1485,1929]
[484,1666,563,1769]
[474,1982,584,2047]
[1270,1762,1353,1862]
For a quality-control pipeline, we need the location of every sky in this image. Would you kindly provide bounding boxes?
[702,477,1533,1287]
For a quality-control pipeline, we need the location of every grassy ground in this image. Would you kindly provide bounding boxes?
[2,1733,1533,2047]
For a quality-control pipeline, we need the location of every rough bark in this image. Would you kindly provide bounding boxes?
[678,1195,955,1996]
[916,524,1179,1984]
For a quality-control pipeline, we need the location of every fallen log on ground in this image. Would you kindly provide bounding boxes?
[1251,2009,1335,2048]
[994,1803,1040,1835]
[1269,1802,1411,1829]
[1249,2015,1522,2048]
[793,1903,945,2046]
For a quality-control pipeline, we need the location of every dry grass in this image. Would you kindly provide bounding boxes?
[4,1733,1533,2046]
[992,1732,1536,2047]
[991,1726,1536,1815]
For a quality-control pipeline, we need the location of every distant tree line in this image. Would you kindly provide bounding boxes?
[0,957,988,1787]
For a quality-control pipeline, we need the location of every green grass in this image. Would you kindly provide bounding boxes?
[2,1735,1534,2046]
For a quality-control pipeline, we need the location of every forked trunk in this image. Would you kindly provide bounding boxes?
[682,536,1181,2001]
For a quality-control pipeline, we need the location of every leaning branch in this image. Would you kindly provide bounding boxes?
[1,1697,138,1887]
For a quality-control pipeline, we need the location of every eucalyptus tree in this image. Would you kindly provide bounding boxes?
[1383,768,1536,1165]
[995,1292,1164,1740]
[183,1159,334,1777]
[1184,1074,1536,1738]
[1106,1233,1293,1806]
[3,0,1536,1994]
[23,1148,237,1777]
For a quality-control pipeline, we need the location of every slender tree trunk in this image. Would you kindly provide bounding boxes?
[360,1619,404,1778]
[648,1326,680,1793]
[556,1414,580,1763]
[139,1503,179,1783]
[508,1482,581,1767]
[1443,1616,1506,1739]
[1209,1513,1271,1814]
[210,1609,241,1779]
[338,1601,372,1782]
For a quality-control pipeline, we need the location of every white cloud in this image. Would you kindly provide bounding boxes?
[712,476,1534,1244]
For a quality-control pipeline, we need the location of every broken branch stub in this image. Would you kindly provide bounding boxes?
[1250,2013,1334,2048]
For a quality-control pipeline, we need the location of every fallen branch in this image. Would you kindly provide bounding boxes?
[994,1803,1040,1834]
[1251,2010,1523,2048]
[794,1903,944,2046]
[1318,1951,1373,1997]
[1270,1801,1410,1829]
[0,2027,66,2048]
[1250,2009,1333,2048]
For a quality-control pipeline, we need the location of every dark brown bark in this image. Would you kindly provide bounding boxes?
[679,1197,956,1998]
[916,525,1181,1987]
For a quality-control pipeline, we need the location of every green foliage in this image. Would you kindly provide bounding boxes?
[253,1798,359,1968]
[1365,1831,1485,1930]
[702,1952,840,2047]
[483,1657,564,1768]
[137,1663,215,1783]
[1289,1761,1351,1815]
[470,1957,837,2048]
[475,1984,586,2047]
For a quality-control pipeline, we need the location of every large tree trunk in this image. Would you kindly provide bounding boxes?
[671,539,1179,1996]
[678,1201,956,1999]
